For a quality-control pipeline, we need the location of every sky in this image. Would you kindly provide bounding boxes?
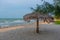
[0,0,54,18]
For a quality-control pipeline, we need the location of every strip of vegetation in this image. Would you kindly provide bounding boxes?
[55,21,60,24]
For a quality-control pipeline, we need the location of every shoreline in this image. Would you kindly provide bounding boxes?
[0,25,25,32]
[0,22,56,33]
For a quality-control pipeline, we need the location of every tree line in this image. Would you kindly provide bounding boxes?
[31,0,60,19]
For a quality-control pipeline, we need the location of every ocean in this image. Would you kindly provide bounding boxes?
[0,18,35,28]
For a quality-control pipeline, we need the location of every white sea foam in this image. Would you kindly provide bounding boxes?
[0,20,25,28]
[13,20,25,23]
[1,25,9,28]
[0,19,35,28]
[7,20,25,24]
[0,23,4,24]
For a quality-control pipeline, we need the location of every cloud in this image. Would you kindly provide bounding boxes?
[0,0,54,6]
[0,0,41,5]
[0,0,54,18]
[0,0,43,10]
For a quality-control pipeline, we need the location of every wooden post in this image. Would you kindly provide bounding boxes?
[36,18,39,33]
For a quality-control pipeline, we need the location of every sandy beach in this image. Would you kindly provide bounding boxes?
[0,22,60,40]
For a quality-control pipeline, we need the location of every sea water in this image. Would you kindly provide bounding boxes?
[0,18,35,28]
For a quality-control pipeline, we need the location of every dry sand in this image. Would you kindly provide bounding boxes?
[0,23,60,40]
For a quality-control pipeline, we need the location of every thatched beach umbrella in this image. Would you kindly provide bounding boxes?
[23,12,54,33]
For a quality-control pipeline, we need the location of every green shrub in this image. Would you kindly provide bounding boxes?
[55,21,60,24]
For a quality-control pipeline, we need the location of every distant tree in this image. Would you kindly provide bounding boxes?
[54,5,60,19]
[54,0,60,6]
[43,1,54,13]
[53,0,60,19]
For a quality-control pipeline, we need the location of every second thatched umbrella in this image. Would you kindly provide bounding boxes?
[23,12,54,33]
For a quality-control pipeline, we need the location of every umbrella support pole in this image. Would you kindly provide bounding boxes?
[36,18,39,33]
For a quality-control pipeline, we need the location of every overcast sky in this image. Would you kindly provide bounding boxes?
[0,0,54,18]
